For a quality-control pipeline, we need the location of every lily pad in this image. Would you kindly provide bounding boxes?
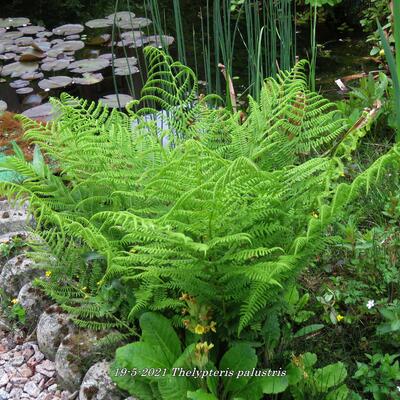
[113,57,137,67]
[0,53,16,61]
[22,94,43,108]
[19,49,46,62]
[87,34,111,46]
[0,18,30,29]
[106,12,136,22]
[22,103,55,121]
[38,76,72,90]
[16,87,33,94]
[41,59,70,71]
[15,37,34,46]
[53,24,84,36]
[0,100,7,113]
[1,61,39,78]
[65,34,80,40]
[32,41,51,52]
[85,19,113,29]
[99,94,133,108]
[114,65,139,76]
[9,79,30,88]
[18,26,46,35]
[1,31,23,40]
[73,72,103,85]
[146,35,174,47]
[36,31,53,38]
[20,71,44,80]
[51,40,85,52]
[98,53,113,60]
[116,18,152,30]
[68,58,109,73]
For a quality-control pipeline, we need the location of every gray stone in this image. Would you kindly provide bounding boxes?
[0,255,42,297]
[78,361,123,400]
[23,381,41,397]
[17,282,49,327]
[55,331,111,392]
[0,371,8,387]
[0,207,31,236]
[36,306,72,361]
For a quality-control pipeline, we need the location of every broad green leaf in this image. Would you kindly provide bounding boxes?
[140,312,181,365]
[377,19,400,137]
[293,324,324,338]
[303,352,317,368]
[187,389,219,400]
[115,342,170,370]
[158,375,193,400]
[233,377,263,400]
[110,361,154,399]
[326,384,349,400]
[219,343,257,395]
[314,362,347,392]
[261,375,289,394]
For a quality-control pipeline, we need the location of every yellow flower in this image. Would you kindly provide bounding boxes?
[194,324,206,335]
[195,341,214,353]
[96,280,103,286]
[336,314,344,322]
[81,287,87,292]
[209,321,217,333]
[311,211,319,218]
[379,49,385,57]
[45,271,52,277]
[84,294,89,299]
[11,298,19,305]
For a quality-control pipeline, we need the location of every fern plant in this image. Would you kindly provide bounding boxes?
[0,48,398,353]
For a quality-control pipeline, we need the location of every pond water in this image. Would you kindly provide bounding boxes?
[0,1,378,117]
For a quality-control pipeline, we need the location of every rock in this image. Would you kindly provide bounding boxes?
[36,360,55,378]
[0,206,31,236]
[17,283,49,327]
[0,254,42,297]
[23,381,41,397]
[55,331,111,392]
[10,355,24,367]
[36,306,72,361]
[78,361,123,400]
[0,388,7,399]
[0,370,8,387]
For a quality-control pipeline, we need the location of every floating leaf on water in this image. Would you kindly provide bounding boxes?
[22,93,43,108]
[36,31,53,38]
[113,57,137,67]
[16,87,33,94]
[114,65,139,76]
[19,49,46,62]
[106,12,136,22]
[1,61,38,78]
[73,72,103,85]
[22,103,55,121]
[0,18,30,29]
[87,34,111,46]
[20,71,44,80]
[53,24,84,36]
[38,76,72,90]
[9,79,30,88]
[1,31,23,40]
[50,38,64,46]
[99,94,133,108]
[65,34,80,40]
[15,37,34,46]
[0,53,16,61]
[68,58,109,73]
[116,18,152,30]
[98,53,113,60]
[41,59,70,71]
[51,40,85,52]
[85,19,113,29]
[146,35,174,47]
[0,100,7,113]
[32,41,51,52]
[18,26,46,35]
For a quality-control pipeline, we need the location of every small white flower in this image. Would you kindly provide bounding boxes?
[397,385,400,392]
[366,300,375,309]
